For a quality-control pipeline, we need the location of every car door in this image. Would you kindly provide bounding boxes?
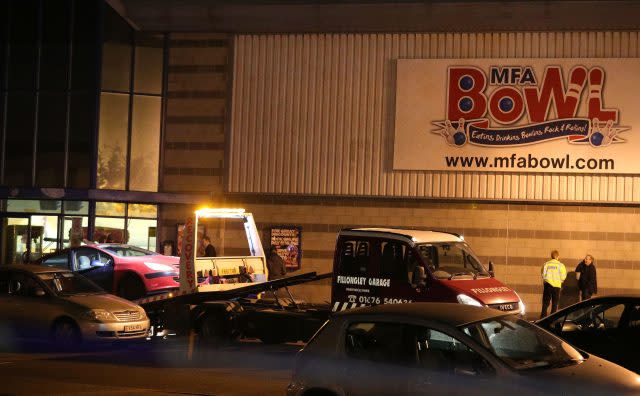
[405,326,498,396]
[555,301,626,363]
[72,247,114,292]
[7,271,55,338]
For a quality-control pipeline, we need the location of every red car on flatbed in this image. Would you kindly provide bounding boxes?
[37,244,179,300]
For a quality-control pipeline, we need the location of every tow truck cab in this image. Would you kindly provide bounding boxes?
[331,228,524,315]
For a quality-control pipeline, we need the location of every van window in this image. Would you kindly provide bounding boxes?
[380,241,406,281]
[339,239,377,276]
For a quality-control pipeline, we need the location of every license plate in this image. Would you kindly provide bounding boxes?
[124,324,143,332]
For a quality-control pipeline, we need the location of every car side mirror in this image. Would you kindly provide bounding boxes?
[35,287,46,297]
[488,261,495,278]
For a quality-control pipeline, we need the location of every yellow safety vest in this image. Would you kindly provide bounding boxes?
[542,259,567,288]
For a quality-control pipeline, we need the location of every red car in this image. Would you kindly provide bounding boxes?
[37,244,180,300]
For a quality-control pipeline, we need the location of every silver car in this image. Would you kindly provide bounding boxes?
[0,265,149,345]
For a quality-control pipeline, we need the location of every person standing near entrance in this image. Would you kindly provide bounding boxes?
[202,236,217,257]
[540,250,567,318]
[575,254,598,301]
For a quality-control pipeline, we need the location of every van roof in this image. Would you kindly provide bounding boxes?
[340,228,462,244]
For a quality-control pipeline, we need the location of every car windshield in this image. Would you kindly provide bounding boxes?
[460,315,584,370]
[37,272,105,296]
[101,245,158,257]
[416,242,489,279]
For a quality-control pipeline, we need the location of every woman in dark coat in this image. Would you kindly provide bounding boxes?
[575,254,597,301]
[266,245,287,280]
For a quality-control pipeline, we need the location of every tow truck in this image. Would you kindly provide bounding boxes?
[135,208,524,344]
[135,208,330,344]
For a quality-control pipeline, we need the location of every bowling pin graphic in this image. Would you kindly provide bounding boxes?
[442,120,457,145]
[602,119,615,146]
[589,118,604,147]
[565,66,587,115]
[588,67,618,122]
[453,118,467,146]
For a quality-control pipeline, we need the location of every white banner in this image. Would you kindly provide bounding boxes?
[394,59,640,174]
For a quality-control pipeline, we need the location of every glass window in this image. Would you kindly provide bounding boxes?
[37,271,104,295]
[7,200,61,214]
[380,241,407,280]
[97,92,129,189]
[415,327,494,375]
[40,0,71,91]
[63,201,89,215]
[73,247,103,270]
[0,1,8,93]
[417,242,489,280]
[36,93,67,186]
[345,322,412,364]
[339,239,376,276]
[129,95,160,191]
[102,42,131,92]
[8,1,38,91]
[42,252,70,269]
[62,216,88,248]
[461,316,583,370]
[95,217,126,244]
[565,303,626,331]
[2,217,29,265]
[127,218,157,251]
[96,202,125,217]
[134,34,163,94]
[8,272,42,297]
[628,306,640,328]
[68,93,95,189]
[29,215,59,260]
[5,94,35,186]
[128,203,157,218]
[71,0,99,91]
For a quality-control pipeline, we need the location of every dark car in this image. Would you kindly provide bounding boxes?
[536,295,640,373]
[37,244,179,300]
[288,303,640,396]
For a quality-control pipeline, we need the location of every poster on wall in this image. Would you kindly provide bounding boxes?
[394,58,640,174]
[176,223,206,256]
[270,226,302,271]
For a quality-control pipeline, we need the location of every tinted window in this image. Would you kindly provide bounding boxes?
[380,241,407,281]
[36,93,67,186]
[71,0,99,91]
[8,1,38,91]
[5,94,35,186]
[42,253,69,269]
[346,322,412,364]
[67,93,94,189]
[565,303,625,331]
[339,239,376,276]
[40,0,71,91]
[37,271,103,295]
[8,272,42,297]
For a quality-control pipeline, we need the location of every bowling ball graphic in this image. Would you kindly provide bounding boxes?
[454,131,467,146]
[590,132,604,147]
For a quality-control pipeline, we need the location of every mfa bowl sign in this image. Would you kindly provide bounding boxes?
[393,59,639,173]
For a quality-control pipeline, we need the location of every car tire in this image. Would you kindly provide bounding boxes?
[118,274,146,300]
[51,318,81,349]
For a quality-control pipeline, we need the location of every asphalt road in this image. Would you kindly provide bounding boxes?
[0,338,300,396]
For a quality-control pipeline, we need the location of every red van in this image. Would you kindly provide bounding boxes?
[331,228,524,315]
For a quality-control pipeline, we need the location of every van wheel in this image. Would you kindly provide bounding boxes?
[51,319,81,349]
[118,274,146,300]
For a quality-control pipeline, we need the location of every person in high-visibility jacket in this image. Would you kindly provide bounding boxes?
[540,250,567,318]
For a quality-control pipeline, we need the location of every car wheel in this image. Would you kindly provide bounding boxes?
[118,274,146,300]
[51,319,81,348]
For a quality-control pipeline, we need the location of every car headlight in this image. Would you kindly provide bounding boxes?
[457,294,483,306]
[81,309,117,322]
[144,262,174,272]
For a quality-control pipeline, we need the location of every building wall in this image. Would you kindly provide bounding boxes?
[222,197,640,317]
[230,32,640,203]
[159,33,231,244]
[160,32,640,317]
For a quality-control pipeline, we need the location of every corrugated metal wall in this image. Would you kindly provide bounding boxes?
[230,32,640,202]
